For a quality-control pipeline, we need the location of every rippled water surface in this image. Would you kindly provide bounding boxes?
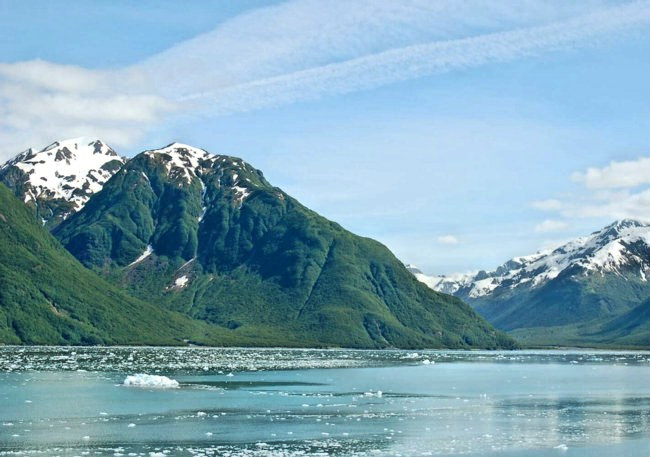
[1,347,650,456]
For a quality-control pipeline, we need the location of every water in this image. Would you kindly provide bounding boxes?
[1,348,650,456]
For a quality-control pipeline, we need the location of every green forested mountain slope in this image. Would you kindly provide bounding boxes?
[54,143,515,349]
[0,182,228,345]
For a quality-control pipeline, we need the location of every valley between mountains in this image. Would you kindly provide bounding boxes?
[0,138,515,349]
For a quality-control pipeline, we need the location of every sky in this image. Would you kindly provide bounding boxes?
[2,0,650,274]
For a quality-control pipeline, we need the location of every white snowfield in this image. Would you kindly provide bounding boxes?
[412,219,650,298]
[123,374,179,388]
[174,275,189,288]
[3,137,125,213]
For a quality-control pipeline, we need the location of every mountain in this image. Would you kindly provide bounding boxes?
[0,138,125,228]
[51,142,515,349]
[0,182,236,345]
[414,220,650,347]
[405,264,476,295]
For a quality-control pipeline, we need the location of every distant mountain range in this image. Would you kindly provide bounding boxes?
[410,219,650,347]
[0,138,515,349]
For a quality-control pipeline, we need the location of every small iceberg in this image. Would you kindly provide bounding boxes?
[364,390,383,398]
[123,374,179,388]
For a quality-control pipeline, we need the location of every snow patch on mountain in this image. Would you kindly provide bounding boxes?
[128,245,153,267]
[232,184,251,205]
[198,179,208,222]
[412,219,650,298]
[174,275,189,288]
[143,143,254,204]
[2,137,124,213]
[143,142,219,183]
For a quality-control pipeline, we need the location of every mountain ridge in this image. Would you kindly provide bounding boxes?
[412,219,650,347]
[46,141,516,349]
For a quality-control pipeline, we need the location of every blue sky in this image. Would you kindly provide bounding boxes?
[2,0,650,273]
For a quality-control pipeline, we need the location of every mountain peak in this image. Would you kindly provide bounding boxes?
[42,137,114,154]
[0,138,126,224]
[415,219,650,301]
[141,143,255,189]
[149,142,212,157]
[599,218,649,234]
[143,142,223,183]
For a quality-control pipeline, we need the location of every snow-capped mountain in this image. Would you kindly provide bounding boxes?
[405,264,476,295]
[415,219,650,299]
[0,138,125,226]
[411,219,650,345]
[142,142,255,204]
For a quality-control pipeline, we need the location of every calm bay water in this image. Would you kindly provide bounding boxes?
[1,347,649,456]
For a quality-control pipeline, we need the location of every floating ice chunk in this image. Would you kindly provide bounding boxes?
[554,444,568,452]
[127,423,136,428]
[123,374,179,388]
[422,359,433,365]
[364,390,382,398]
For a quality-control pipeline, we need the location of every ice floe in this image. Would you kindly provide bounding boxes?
[123,374,179,389]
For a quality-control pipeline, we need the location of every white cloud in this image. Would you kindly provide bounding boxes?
[437,235,459,245]
[571,156,650,189]
[534,219,568,233]
[563,189,650,220]
[142,0,600,97]
[165,0,650,114]
[3,0,650,159]
[533,157,650,222]
[0,61,175,158]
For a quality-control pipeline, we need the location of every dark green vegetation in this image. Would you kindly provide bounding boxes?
[0,182,239,346]
[510,296,650,349]
[52,145,516,349]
